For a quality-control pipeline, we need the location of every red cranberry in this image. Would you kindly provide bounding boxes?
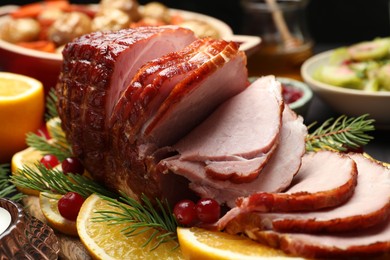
[58,192,85,221]
[40,154,60,169]
[62,157,84,175]
[195,198,221,224]
[173,199,197,226]
[281,84,303,104]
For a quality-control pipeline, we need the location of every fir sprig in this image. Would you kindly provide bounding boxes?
[0,164,23,201]
[26,131,72,161]
[94,193,179,250]
[305,114,375,152]
[11,164,116,199]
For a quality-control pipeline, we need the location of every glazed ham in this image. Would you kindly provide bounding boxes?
[57,26,196,182]
[57,26,249,201]
[55,26,390,258]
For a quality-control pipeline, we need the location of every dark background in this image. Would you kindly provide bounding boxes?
[3,0,390,45]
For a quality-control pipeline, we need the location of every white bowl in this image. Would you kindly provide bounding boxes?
[301,50,390,127]
[0,5,260,93]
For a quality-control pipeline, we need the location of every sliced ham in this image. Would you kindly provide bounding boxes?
[162,76,283,183]
[174,76,283,162]
[224,153,390,234]
[217,151,358,229]
[243,219,390,259]
[237,151,358,212]
[160,87,306,206]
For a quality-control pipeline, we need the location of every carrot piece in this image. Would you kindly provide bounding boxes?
[170,14,185,25]
[17,41,56,53]
[11,1,70,19]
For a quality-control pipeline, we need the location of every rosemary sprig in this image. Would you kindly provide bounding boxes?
[94,193,179,250]
[10,163,116,199]
[305,114,375,152]
[0,164,23,201]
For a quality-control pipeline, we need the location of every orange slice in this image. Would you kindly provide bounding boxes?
[39,192,78,236]
[77,194,183,260]
[177,227,300,259]
[11,146,43,196]
[0,72,44,163]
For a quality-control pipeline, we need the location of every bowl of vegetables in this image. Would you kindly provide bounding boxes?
[301,37,390,127]
[0,1,259,95]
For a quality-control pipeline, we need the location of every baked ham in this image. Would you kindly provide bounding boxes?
[57,26,196,183]
[55,26,390,258]
[57,26,249,201]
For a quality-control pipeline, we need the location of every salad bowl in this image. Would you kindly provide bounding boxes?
[301,49,390,127]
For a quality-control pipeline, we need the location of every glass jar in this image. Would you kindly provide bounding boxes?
[241,0,313,80]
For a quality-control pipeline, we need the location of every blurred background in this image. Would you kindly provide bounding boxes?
[3,0,390,45]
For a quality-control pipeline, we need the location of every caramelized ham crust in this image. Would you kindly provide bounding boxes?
[57,26,196,183]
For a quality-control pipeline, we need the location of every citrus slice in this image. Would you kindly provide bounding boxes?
[0,72,44,163]
[77,194,183,260]
[177,227,300,259]
[11,146,43,196]
[39,192,78,236]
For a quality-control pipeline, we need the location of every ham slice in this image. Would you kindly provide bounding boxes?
[160,82,306,206]
[224,153,390,234]
[243,218,390,259]
[237,151,358,212]
[163,76,283,183]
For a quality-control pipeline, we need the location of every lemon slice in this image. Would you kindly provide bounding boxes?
[39,192,78,236]
[0,72,44,163]
[77,194,183,260]
[177,227,300,259]
[11,146,43,196]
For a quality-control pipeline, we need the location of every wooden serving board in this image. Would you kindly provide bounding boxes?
[23,196,91,260]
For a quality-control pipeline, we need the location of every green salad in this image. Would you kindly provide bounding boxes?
[314,37,390,91]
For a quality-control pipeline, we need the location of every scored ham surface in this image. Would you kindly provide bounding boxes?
[57,26,196,182]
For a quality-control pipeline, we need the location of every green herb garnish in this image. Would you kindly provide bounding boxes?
[94,193,178,250]
[305,114,375,152]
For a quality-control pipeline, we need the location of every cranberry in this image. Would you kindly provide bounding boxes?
[62,157,84,175]
[58,192,85,221]
[281,84,303,104]
[195,198,221,224]
[40,154,60,169]
[173,199,197,226]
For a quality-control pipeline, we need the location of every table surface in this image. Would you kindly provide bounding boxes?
[304,44,390,163]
